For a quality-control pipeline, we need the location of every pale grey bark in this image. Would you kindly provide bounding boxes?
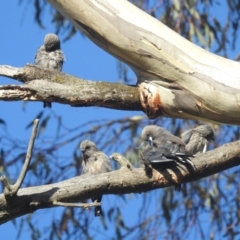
[0,65,140,110]
[46,0,240,123]
[0,140,240,224]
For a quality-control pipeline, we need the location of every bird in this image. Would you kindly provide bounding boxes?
[141,125,193,166]
[181,124,215,155]
[34,33,65,108]
[80,140,112,216]
[141,125,194,191]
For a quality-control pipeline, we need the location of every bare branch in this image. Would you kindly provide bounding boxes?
[0,140,239,224]
[0,65,141,111]
[1,64,240,124]
[12,119,39,194]
[46,0,240,124]
[0,176,11,192]
[53,201,101,209]
[0,65,25,81]
[0,119,39,197]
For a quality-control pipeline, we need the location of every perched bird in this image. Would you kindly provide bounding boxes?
[34,33,65,108]
[181,124,214,155]
[141,125,194,191]
[80,140,112,216]
[141,125,193,166]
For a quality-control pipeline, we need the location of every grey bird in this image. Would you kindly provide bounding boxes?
[142,143,189,191]
[141,125,194,191]
[34,33,65,108]
[141,125,193,165]
[181,124,215,155]
[80,140,112,216]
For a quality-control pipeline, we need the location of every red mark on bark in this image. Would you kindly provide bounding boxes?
[139,82,165,118]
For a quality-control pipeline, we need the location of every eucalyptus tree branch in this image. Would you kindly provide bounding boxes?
[1,64,240,125]
[53,201,101,209]
[0,140,239,224]
[46,0,240,124]
[0,64,140,110]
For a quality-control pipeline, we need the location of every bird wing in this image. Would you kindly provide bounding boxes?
[48,50,65,71]
[143,146,177,163]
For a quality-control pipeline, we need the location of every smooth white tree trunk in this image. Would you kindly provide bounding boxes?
[47,0,240,124]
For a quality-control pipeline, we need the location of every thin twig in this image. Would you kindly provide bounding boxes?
[0,176,11,192]
[53,201,101,209]
[1,119,39,196]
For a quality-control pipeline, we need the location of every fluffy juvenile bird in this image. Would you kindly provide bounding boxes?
[34,33,65,108]
[181,124,214,155]
[80,140,112,216]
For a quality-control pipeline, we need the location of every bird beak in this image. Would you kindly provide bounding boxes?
[136,142,145,149]
[148,136,153,146]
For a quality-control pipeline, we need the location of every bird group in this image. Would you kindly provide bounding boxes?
[79,124,214,216]
[34,35,215,216]
[141,124,214,190]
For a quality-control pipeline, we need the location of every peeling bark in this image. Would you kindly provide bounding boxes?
[0,141,240,224]
[46,0,240,124]
[1,1,240,122]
